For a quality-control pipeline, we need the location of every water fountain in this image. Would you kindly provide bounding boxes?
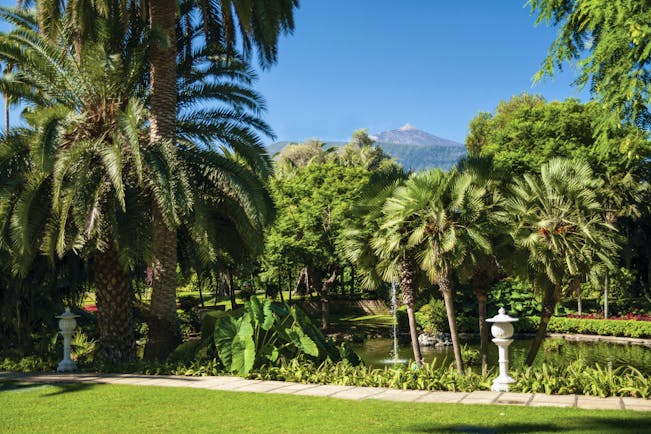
[382,281,408,365]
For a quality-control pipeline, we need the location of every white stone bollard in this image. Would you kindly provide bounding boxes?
[56,308,79,372]
[486,307,518,392]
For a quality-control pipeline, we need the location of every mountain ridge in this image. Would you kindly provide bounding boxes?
[267,124,466,171]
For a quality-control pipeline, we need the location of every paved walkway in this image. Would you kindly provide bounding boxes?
[2,371,650,411]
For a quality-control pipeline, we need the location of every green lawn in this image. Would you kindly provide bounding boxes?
[1,382,649,433]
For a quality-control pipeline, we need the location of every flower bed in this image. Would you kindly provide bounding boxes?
[567,312,651,321]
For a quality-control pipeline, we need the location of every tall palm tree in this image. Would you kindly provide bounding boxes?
[505,158,618,365]
[342,166,429,364]
[382,169,490,374]
[145,0,297,360]
[456,155,508,374]
[26,0,297,360]
[0,6,189,363]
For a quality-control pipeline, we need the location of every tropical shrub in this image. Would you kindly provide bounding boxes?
[213,297,359,375]
[460,345,480,366]
[251,358,493,392]
[415,298,448,333]
[488,278,541,317]
[451,315,651,338]
[514,360,651,398]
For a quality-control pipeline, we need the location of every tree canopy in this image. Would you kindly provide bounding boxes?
[529,0,651,138]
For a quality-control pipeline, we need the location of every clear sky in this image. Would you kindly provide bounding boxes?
[0,1,589,145]
[254,0,589,145]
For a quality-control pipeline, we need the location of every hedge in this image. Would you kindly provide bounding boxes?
[478,316,651,338]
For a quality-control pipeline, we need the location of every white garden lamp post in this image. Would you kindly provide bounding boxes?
[486,307,518,392]
[56,308,79,372]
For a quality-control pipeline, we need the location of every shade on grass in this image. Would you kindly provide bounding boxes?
[1,382,649,433]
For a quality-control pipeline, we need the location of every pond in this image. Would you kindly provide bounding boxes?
[352,337,651,375]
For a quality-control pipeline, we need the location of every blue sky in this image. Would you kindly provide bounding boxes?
[254,0,589,145]
[0,1,589,145]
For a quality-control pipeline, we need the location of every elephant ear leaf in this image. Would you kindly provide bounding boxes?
[215,316,255,375]
[246,296,275,331]
[285,325,318,357]
[290,305,340,361]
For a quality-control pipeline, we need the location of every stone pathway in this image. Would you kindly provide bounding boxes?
[2,371,650,411]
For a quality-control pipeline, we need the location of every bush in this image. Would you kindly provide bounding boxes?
[461,345,480,366]
[415,298,448,333]
[514,360,650,398]
[488,278,541,317]
[251,358,493,392]
[546,317,651,338]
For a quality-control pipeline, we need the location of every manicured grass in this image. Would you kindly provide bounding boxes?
[1,382,648,433]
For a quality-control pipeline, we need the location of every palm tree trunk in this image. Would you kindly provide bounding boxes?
[438,272,463,374]
[399,260,422,365]
[94,247,136,364]
[474,282,489,375]
[604,272,609,319]
[526,285,560,366]
[144,0,180,361]
[225,270,237,310]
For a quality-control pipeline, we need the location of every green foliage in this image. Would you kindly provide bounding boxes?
[514,360,651,398]
[529,0,651,137]
[0,355,58,372]
[415,298,449,333]
[251,358,493,392]
[465,94,650,177]
[395,305,409,332]
[263,160,371,283]
[488,278,541,317]
[70,331,97,366]
[213,297,356,375]
[542,338,565,353]
[460,345,480,366]
[545,317,651,338]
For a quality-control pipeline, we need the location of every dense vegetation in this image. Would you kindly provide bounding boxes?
[0,1,649,403]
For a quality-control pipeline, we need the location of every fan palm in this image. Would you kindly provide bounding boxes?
[505,158,619,365]
[381,169,490,374]
[342,166,429,363]
[456,155,509,374]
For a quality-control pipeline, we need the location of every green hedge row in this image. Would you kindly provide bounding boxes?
[459,316,651,338]
[545,317,651,338]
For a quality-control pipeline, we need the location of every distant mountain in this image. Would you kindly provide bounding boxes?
[372,123,462,149]
[265,140,345,157]
[372,124,466,171]
[267,124,466,171]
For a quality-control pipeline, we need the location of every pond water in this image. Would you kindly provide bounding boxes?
[352,337,651,375]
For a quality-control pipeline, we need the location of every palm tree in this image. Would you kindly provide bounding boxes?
[382,169,490,374]
[342,166,429,364]
[144,0,297,360]
[456,155,508,374]
[0,7,188,363]
[505,158,619,366]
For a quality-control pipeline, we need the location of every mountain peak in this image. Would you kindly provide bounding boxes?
[373,125,462,149]
[399,123,416,131]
